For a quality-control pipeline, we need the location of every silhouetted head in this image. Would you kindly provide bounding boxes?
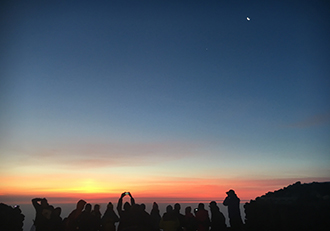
[209,201,217,208]
[174,203,181,212]
[151,202,159,214]
[166,205,173,213]
[41,198,48,207]
[140,203,146,211]
[107,202,113,210]
[54,207,61,217]
[185,206,192,215]
[94,204,100,211]
[198,203,205,210]
[123,202,131,211]
[209,201,219,212]
[85,203,92,212]
[152,202,159,210]
[77,200,87,210]
[226,189,236,196]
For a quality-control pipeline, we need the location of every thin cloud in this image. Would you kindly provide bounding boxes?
[287,111,330,128]
[6,141,205,169]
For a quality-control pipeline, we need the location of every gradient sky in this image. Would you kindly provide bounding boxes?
[1,0,330,203]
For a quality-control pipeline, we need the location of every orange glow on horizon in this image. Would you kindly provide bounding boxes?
[2,172,326,204]
[1,177,310,204]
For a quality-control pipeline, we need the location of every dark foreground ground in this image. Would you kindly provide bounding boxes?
[244,181,330,231]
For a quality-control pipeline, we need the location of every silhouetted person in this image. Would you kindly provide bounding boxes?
[183,206,197,231]
[91,204,102,231]
[195,203,210,231]
[209,201,226,231]
[117,192,135,231]
[50,207,64,231]
[223,190,243,231]
[160,205,180,231]
[78,203,93,231]
[32,198,53,231]
[173,203,185,231]
[139,203,152,230]
[65,199,87,231]
[0,203,25,231]
[101,202,119,231]
[150,202,161,231]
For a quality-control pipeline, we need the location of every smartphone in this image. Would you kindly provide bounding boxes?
[125,192,129,195]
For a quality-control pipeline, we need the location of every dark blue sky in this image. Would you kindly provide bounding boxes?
[1,0,330,199]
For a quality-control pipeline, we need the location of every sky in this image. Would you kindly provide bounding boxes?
[1,0,330,204]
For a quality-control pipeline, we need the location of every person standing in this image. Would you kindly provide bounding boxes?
[77,203,93,231]
[65,199,87,231]
[195,203,210,231]
[91,204,102,231]
[160,205,180,231]
[223,189,243,231]
[173,203,185,231]
[50,207,64,231]
[31,198,53,231]
[183,206,197,231]
[101,202,119,231]
[117,192,135,231]
[209,201,226,231]
[150,202,161,231]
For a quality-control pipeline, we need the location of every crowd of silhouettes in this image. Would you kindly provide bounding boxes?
[28,191,242,231]
[3,183,329,230]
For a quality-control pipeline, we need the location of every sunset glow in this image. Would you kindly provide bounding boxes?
[1,0,329,211]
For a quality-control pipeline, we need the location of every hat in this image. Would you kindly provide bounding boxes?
[226,189,235,195]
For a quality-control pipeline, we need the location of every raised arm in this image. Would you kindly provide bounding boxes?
[32,198,42,209]
[223,196,229,206]
[128,192,135,205]
[116,192,126,215]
